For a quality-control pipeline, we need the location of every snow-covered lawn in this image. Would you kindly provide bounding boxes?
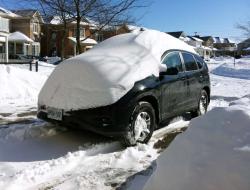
[0,62,55,122]
[0,56,250,189]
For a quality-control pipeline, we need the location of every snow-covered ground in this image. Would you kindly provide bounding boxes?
[0,62,55,122]
[0,56,250,189]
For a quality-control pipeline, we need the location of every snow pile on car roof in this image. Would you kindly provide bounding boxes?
[38,30,196,110]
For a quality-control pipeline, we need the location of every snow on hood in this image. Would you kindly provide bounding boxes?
[38,30,196,110]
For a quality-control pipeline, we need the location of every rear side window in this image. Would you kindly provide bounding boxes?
[182,53,198,71]
[194,55,204,69]
[162,52,183,72]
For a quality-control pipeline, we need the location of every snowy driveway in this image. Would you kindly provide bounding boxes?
[0,116,188,190]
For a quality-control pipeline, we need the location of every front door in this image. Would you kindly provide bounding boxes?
[160,51,188,120]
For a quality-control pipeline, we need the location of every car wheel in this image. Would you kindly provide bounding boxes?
[123,101,156,146]
[191,89,208,117]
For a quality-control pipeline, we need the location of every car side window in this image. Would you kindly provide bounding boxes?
[182,53,198,71]
[162,52,183,72]
[194,55,204,69]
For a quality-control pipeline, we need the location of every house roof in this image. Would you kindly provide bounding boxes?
[68,37,97,45]
[213,37,235,44]
[195,36,213,42]
[11,9,37,17]
[11,9,44,23]
[166,31,185,38]
[190,36,203,42]
[46,15,91,26]
[0,6,19,18]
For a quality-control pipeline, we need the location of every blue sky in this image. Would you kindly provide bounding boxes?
[1,0,250,41]
[135,0,250,41]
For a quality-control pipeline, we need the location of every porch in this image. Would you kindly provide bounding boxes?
[8,31,34,59]
[0,32,8,62]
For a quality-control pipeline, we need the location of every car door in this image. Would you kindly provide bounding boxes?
[181,52,202,110]
[160,51,188,120]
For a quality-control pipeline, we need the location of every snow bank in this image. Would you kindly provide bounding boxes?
[143,105,250,190]
[211,62,250,80]
[0,64,53,115]
[39,30,196,110]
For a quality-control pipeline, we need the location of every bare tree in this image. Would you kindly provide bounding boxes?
[21,0,148,56]
[236,21,250,38]
[38,0,74,60]
[67,0,146,54]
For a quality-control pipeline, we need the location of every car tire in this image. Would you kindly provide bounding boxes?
[191,89,208,117]
[123,101,156,146]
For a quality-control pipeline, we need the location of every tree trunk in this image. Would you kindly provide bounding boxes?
[76,16,82,55]
[61,22,67,60]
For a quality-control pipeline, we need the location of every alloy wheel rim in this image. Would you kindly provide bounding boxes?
[199,94,207,115]
[134,111,151,142]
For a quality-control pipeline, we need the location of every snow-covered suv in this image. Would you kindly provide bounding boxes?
[37,30,210,146]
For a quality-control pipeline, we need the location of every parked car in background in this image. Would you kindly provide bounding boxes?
[37,30,210,146]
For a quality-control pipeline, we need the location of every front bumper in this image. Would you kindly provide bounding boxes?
[37,103,132,137]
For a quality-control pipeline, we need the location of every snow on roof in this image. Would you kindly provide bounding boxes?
[68,37,97,45]
[39,30,196,110]
[213,37,221,43]
[8,31,33,42]
[49,16,61,25]
[49,16,90,25]
[192,36,203,42]
[11,9,37,17]
[213,37,236,44]
[184,36,192,42]
[0,6,19,17]
[227,38,236,44]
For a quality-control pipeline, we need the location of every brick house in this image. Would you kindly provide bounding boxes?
[41,16,98,58]
[10,9,44,57]
[93,24,147,44]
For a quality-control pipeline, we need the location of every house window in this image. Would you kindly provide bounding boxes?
[0,17,9,32]
[32,44,40,56]
[33,23,39,33]
[73,27,85,37]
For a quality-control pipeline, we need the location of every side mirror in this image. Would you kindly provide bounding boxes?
[159,64,167,72]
